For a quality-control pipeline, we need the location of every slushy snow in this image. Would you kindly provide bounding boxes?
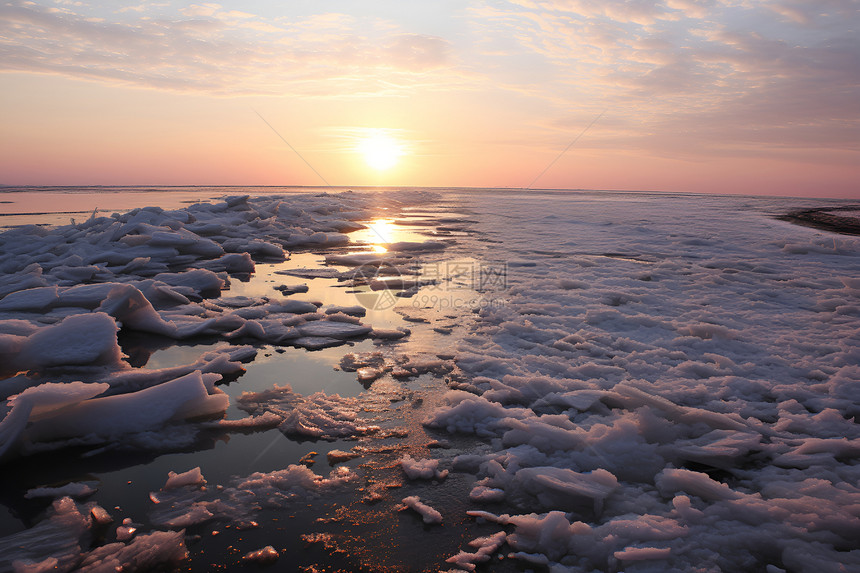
[427,191,860,571]
[1,189,859,571]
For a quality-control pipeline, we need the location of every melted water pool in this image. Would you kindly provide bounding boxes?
[0,200,524,572]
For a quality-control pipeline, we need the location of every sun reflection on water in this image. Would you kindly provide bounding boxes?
[352,218,404,253]
[365,219,395,248]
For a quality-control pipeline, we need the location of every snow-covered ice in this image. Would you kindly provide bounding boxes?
[1,188,858,571]
[399,454,449,480]
[400,496,443,524]
[163,467,206,490]
[241,545,279,565]
[429,191,860,571]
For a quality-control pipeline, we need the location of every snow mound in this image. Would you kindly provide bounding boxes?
[401,496,442,524]
[399,455,448,480]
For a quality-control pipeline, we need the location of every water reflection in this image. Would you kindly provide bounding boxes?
[350,218,430,250]
[0,209,503,572]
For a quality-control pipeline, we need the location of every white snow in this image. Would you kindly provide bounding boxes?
[399,454,449,480]
[7,313,123,373]
[1,189,859,571]
[0,367,233,461]
[234,465,358,501]
[22,371,228,444]
[401,496,443,524]
[432,191,860,571]
[445,531,506,571]
[235,385,380,440]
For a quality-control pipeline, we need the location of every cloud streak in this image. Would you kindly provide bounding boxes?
[0,1,456,95]
[467,0,860,156]
[1,0,857,193]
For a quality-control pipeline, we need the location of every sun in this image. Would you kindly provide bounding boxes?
[358,131,402,171]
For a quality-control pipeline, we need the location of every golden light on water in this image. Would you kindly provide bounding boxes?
[365,218,395,252]
[351,217,428,253]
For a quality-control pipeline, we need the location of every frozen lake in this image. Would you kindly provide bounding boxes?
[0,187,858,572]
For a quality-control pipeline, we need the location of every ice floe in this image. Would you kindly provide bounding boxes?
[234,384,380,440]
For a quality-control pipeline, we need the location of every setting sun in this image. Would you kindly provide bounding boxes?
[357,130,403,171]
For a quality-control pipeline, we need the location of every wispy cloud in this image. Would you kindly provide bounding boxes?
[465,0,860,156]
[0,1,457,95]
[1,0,857,192]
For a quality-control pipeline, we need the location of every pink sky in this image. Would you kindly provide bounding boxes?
[1,1,858,198]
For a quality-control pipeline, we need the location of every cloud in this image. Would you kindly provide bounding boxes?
[465,0,860,156]
[0,1,456,95]
[766,0,860,26]
[384,34,451,70]
[2,0,857,166]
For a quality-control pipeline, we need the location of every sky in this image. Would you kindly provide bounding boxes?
[1,0,858,197]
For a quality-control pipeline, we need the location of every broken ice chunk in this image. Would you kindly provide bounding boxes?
[291,336,343,350]
[21,371,228,445]
[221,238,285,260]
[400,496,443,524]
[278,391,380,440]
[324,305,367,317]
[297,321,371,339]
[469,485,505,503]
[370,328,410,340]
[234,465,358,500]
[9,312,123,374]
[241,546,279,565]
[327,449,360,464]
[116,518,137,542]
[513,467,618,513]
[90,505,113,525]
[0,286,60,312]
[153,269,225,295]
[613,546,672,561]
[445,531,507,571]
[656,468,743,501]
[196,252,255,274]
[0,497,90,573]
[77,530,187,571]
[151,502,214,529]
[274,284,309,295]
[25,482,97,499]
[163,467,206,490]
[339,351,385,372]
[357,367,384,383]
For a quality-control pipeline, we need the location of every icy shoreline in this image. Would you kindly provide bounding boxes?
[0,190,474,571]
[433,192,860,572]
[777,204,860,237]
[1,189,859,572]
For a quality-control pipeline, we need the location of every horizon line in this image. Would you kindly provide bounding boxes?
[0,184,857,202]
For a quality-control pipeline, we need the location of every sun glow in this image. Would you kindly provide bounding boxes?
[357,130,403,171]
[360,218,395,252]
